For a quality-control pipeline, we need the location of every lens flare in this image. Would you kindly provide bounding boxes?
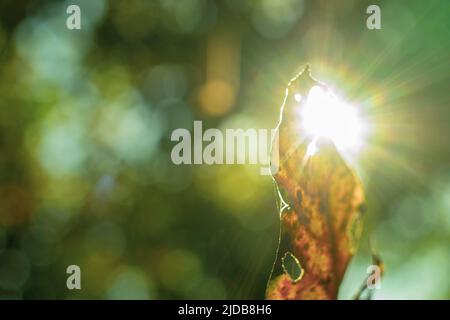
[298,85,367,156]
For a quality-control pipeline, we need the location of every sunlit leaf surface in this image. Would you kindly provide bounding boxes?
[267,67,365,300]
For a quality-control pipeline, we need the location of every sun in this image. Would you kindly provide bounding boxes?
[296,85,368,157]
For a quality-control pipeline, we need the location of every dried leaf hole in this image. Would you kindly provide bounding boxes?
[281,252,304,283]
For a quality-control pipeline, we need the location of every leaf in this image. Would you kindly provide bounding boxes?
[266,66,366,300]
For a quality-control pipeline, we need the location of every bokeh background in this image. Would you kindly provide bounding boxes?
[0,0,449,299]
